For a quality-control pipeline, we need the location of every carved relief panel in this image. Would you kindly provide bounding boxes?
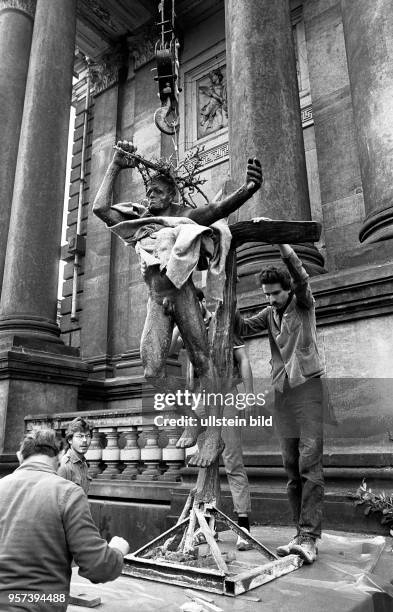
[180,45,228,173]
[197,66,228,139]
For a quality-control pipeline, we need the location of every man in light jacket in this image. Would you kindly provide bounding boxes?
[0,429,129,611]
[235,242,324,564]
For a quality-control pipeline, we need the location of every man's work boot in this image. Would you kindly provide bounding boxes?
[236,528,253,551]
[290,534,318,564]
[276,535,300,557]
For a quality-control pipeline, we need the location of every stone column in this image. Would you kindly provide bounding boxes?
[0,0,88,458]
[341,0,393,243]
[225,0,324,274]
[303,0,364,270]
[0,0,77,338]
[0,0,36,289]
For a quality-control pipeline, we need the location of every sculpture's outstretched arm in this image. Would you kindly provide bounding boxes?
[184,158,262,226]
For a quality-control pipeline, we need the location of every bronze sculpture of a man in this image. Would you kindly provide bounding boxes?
[93,141,262,467]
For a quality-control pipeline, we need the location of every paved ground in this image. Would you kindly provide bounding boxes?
[68,525,393,612]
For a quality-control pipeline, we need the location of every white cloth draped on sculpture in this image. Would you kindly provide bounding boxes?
[108,203,232,301]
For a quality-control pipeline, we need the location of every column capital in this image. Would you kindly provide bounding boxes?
[89,43,128,96]
[127,22,156,71]
[0,0,36,19]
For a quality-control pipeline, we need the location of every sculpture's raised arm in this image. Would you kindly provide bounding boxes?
[183,158,263,226]
[93,141,137,226]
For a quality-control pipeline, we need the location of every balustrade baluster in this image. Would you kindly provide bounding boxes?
[85,427,103,478]
[97,427,121,478]
[160,425,185,481]
[136,425,161,481]
[117,426,140,479]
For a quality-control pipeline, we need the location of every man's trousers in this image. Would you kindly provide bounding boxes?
[221,401,251,515]
[274,377,324,538]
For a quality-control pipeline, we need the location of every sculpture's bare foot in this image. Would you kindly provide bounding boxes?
[188,429,224,468]
[176,423,202,448]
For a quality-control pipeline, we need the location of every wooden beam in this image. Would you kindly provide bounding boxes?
[211,507,276,562]
[194,508,229,574]
[230,219,321,247]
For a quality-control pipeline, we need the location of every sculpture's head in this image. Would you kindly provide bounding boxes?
[210,68,223,84]
[146,174,177,214]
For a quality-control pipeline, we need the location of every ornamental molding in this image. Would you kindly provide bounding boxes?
[301,104,313,127]
[0,0,36,18]
[82,0,118,32]
[89,44,128,96]
[199,142,229,169]
[127,24,156,71]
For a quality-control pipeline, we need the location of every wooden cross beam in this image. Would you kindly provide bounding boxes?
[229,218,321,247]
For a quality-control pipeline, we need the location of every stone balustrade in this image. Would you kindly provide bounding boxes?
[24,408,186,483]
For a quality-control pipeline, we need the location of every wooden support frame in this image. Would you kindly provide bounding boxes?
[123,459,302,596]
[122,501,302,595]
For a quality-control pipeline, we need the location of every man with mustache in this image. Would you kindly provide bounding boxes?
[235,242,325,564]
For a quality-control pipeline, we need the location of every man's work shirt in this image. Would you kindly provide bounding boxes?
[235,247,324,392]
[58,448,92,494]
[0,458,123,612]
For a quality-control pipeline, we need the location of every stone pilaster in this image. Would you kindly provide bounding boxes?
[80,83,119,377]
[0,0,36,289]
[341,0,393,244]
[225,0,324,276]
[0,0,77,337]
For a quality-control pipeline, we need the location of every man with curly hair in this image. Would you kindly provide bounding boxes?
[235,243,325,564]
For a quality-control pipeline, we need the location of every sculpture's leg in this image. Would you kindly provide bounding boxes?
[174,279,223,466]
[141,267,180,388]
[187,246,238,468]
[140,295,174,385]
[141,269,201,444]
